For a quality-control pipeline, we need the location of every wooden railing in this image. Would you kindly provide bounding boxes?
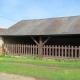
[42,45,80,59]
[2,44,38,57]
[2,44,80,59]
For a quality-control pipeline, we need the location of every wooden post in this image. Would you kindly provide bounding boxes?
[38,37,42,58]
[30,36,51,58]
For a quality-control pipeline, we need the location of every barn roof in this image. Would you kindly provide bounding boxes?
[1,15,80,36]
[0,28,6,33]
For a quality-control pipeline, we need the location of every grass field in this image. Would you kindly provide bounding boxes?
[0,55,80,80]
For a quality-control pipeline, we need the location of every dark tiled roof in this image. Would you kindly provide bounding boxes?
[0,28,6,33]
[1,15,80,36]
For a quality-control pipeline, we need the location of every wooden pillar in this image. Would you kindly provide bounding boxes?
[30,36,51,58]
[38,37,42,57]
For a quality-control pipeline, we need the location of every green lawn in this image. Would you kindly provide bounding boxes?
[0,55,80,80]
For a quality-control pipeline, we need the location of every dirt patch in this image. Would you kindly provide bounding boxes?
[0,73,36,80]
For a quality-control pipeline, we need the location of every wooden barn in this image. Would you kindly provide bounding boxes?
[0,15,80,59]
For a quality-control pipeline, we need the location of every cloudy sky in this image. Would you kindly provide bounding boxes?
[0,0,80,28]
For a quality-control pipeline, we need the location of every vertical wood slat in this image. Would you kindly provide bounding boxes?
[16,44,17,56]
[55,45,57,57]
[22,44,23,56]
[28,45,30,56]
[33,45,34,56]
[31,45,32,56]
[79,46,80,59]
[52,45,54,58]
[16,44,20,56]
[65,46,67,58]
[5,44,7,55]
[26,45,27,56]
[7,44,9,55]
[30,45,31,55]
[71,46,73,59]
[49,45,51,57]
[29,45,31,56]
[24,44,25,56]
[43,45,45,57]
[27,45,29,56]
[9,44,10,55]
[46,45,48,57]
[58,45,60,58]
[23,44,24,56]
[13,44,14,56]
[62,46,63,58]
[68,45,70,58]
[29,45,30,56]
[12,44,13,55]
[14,44,18,55]
[7,44,8,55]
[75,46,77,59]
[12,44,14,55]
[2,44,4,54]
[19,44,21,56]
[2,44,3,54]
[35,45,37,56]
[8,44,10,55]
[5,44,6,55]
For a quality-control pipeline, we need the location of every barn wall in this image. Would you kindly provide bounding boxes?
[45,36,80,46]
[0,37,4,54]
[4,36,22,44]
[3,35,80,46]
[4,36,36,45]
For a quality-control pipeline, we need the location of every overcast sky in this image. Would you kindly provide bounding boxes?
[0,0,80,28]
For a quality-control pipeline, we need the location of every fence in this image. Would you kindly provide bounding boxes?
[42,45,80,59]
[2,44,80,59]
[2,44,38,57]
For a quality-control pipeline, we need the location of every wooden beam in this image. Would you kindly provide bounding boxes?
[42,36,51,45]
[31,37,39,45]
[38,37,42,57]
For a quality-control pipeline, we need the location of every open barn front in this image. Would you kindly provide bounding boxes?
[2,35,80,59]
